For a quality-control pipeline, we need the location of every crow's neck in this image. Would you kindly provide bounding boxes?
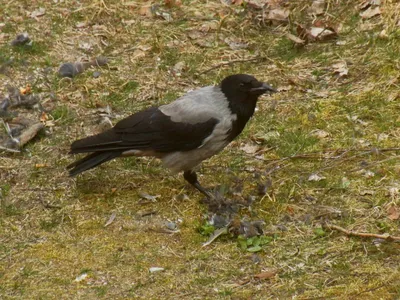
[226,96,258,141]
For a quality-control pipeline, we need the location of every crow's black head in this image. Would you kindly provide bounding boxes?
[220,74,277,141]
[220,74,276,101]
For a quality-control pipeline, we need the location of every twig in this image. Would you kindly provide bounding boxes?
[198,57,268,75]
[349,154,400,173]
[324,223,400,242]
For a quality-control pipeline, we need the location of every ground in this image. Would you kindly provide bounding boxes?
[1,0,400,299]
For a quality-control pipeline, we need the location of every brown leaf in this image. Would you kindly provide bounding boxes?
[359,190,375,196]
[232,0,244,5]
[187,30,205,40]
[360,6,381,19]
[245,0,270,9]
[39,112,48,122]
[104,212,117,227]
[310,129,330,139]
[29,7,46,19]
[387,204,400,220]
[240,143,259,154]
[309,26,337,40]
[267,8,289,22]
[164,0,182,7]
[224,37,248,50]
[172,61,186,76]
[254,270,278,280]
[359,0,381,10]
[139,5,153,17]
[235,278,251,286]
[332,62,349,77]
[286,33,305,45]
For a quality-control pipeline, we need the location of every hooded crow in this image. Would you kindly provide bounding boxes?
[67,74,276,198]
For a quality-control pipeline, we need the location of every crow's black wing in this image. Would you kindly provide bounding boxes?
[70,107,219,154]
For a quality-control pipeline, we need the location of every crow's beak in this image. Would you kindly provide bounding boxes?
[250,83,277,94]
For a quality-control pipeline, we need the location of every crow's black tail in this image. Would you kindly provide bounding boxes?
[67,151,122,177]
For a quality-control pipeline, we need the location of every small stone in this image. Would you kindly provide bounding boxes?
[93,71,101,78]
[165,222,177,231]
[10,33,31,46]
[58,63,77,78]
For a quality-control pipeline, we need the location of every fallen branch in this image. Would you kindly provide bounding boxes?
[324,223,400,241]
[198,57,267,75]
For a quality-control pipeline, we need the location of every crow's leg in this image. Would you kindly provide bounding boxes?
[183,170,213,199]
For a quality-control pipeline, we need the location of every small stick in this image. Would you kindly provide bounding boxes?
[324,223,400,241]
[198,57,267,75]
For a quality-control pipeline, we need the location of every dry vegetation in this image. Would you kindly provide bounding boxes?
[1,0,400,298]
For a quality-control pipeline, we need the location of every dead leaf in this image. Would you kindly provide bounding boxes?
[240,143,259,154]
[296,23,337,42]
[286,33,305,45]
[308,0,325,15]
[267,8,289,22]
[359,190,375,196]
[379,29,388,39]
[164,0,182,7]
[308,174,326,182]
[254,270,278,280]
[224,37,248,50]
[387,187,399,198]
[387,204,400,220]
[310,129,330,139]
[40,112,48,122]
[104,212,116,227]
[332,62,349,77]
[359,0,380,10]
[360,6,381,19]
[75,22,87,28]
[154,10,173,22]
[309,27,337,40]
[245,0,270,9]
[29,7,46,19]
[315,91,329,98]
[139,5,153,17]
[199,22,219,32]
[234,278,251,286]
[363,170,375,178]
[139,192,160,202]
[194,39,213,48]
[74,273,88,282]
[172,61,186,76]
[336,40,347,46]
[131,49,146,61]
[187,30,204,40]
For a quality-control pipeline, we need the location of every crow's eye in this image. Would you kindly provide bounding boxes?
[239,83,245,87]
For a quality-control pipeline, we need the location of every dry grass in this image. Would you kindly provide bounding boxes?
[1,0,400,298]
